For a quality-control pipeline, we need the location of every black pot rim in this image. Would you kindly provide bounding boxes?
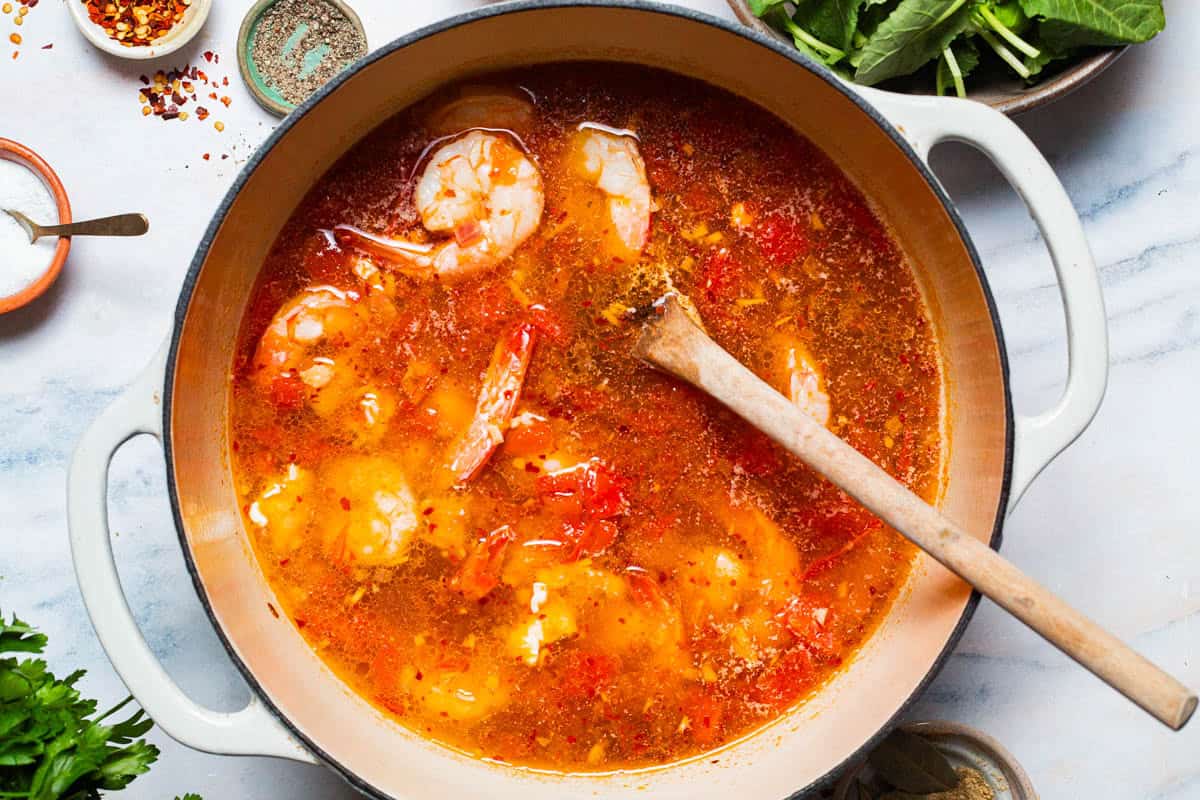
[161,2,1014,797]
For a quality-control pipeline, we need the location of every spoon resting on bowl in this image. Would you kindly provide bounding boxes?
[3,209,148,242]
[633,293,1196,731]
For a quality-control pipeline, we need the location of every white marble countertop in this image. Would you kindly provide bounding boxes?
[2,1,1197,797]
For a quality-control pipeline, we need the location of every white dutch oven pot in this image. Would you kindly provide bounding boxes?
[67,3,1107,797]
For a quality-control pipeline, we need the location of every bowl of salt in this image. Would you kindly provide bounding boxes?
[0,139,71,315]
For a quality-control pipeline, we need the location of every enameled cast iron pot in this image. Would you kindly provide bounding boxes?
[67,3,1109,798]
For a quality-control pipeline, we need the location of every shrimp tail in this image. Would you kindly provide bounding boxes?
[333,224,436,274]
[447,321,537,484]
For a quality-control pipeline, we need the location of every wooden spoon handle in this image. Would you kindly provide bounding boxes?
[635,295,1197,731]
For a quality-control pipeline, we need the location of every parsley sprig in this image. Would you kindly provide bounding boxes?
[0,611,196,800]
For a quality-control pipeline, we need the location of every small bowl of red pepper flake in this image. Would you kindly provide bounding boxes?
[68,0,212,60]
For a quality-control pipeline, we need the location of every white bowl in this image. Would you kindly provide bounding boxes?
[66,0,212,60]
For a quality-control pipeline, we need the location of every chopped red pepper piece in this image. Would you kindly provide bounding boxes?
[503,416,554,457]
[536,459,629,561]
[751,647,814,710]
[452,525,515,600]
[537,458,629,518]
[754,213,810,266]
[779,596,841,662]
[625,567,669,610]
[268,374,306,408]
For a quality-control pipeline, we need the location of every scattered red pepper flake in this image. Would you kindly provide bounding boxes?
[133,57,234,129]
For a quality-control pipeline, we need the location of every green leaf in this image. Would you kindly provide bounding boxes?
[748,0,788,16]
[854,0,975,85]
[857,0,903,38]
[1022,44,1070,77]
[936,37,979,96]
[175,794,205,800]
[766,6,848,65]
[795,0,868,53]
[95,740,160,791]
[0,614,49,655]
[1020,0,1165,48]
[982,0,1032,33]
[0,611,161,800]
[867,729,960,794]
[950,36,980,73]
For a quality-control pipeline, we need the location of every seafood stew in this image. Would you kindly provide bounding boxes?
[229,65,944,771]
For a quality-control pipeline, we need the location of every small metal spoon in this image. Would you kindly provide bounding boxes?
[3,209,149,242]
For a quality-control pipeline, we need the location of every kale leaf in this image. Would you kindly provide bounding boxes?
[750,0,1165,96]
[1021,0,1165,50]
[855,0,975,85]
[794,0,868,54]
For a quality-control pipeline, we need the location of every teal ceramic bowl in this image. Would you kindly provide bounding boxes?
[237,0,367,116]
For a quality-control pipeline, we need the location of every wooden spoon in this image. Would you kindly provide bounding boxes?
[634,293,1196,731]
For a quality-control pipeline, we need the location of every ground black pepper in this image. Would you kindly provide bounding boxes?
[250,0,365,106]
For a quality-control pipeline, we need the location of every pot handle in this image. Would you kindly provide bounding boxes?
[67,342,316,764]
[858,89,1108,514]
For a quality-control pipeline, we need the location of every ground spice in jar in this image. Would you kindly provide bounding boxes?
[250,0,366,107]
[881,767,996,800]
[82,0,189,47]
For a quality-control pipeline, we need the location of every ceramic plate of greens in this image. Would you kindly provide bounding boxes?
[729,0,1165,114]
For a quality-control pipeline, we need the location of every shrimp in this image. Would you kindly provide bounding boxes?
[336,131,544,281]
[501,560,626,666]
[571,126,652,263]
[246,463,313,555]
[726,501,802,603]
[252,285,367,414]
[397,647,509,722]
[768,333,831,427]
[323,457,421,567]
[672,503,800,666]
[590,567,687,669]
[425,86,536,137]
[445,322,537,484]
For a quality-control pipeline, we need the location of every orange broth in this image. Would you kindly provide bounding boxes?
[229,65,943,771]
